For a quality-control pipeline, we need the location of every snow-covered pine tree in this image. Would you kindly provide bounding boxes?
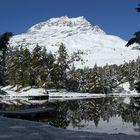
[78,67,89,93]
[66,64,79,91]
[6,47,22,86]
[20,48,31,86]
[44,52,56,89]
[102,64,117,93]
[50,63,62,89]
[0,32,13,85]
[0,51,4,85]
[57,43,69,88]
[87,64,102,93]
[38,47,49,87]
[124,60,137,90]
[30,44,43,87]
[135,57,140,77]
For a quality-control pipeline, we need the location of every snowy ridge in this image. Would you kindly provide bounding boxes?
[27,16,105,34]
[10,16,140,68]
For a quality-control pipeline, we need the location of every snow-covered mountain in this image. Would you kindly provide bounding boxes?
[10,16,140,68]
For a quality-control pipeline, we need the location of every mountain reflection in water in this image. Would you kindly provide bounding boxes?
[0,96,140,135]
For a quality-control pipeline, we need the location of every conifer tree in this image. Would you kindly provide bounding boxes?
[78,68,89,92]
[0,32,13,85]
[50,63,62,89]
[66,64,79,91]
[37,47,49,87]
[57,43,69,88]
[124,60,137,90]
[30,44,42,86]
[88,65,102,93]
[20,48,31,86]
[6,47,22,85]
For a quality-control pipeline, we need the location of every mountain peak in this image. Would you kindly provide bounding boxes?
[11,16,140,68]
[27,16,105,35]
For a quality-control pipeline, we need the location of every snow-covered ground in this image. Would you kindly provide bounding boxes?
[9,16,140,68]
[1,86,46,97]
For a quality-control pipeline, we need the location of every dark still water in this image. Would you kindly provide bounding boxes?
[0,96,140,135]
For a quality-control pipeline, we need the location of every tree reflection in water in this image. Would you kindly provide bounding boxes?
[0,96,140,134]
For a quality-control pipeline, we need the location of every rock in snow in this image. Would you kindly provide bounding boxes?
[10,16,140,68]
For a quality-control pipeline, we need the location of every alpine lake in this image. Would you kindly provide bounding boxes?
[0,95,140,135]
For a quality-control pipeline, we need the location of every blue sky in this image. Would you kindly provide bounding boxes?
[0,0,140,40]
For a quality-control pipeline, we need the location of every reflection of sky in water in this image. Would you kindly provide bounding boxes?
[67,115,140,135]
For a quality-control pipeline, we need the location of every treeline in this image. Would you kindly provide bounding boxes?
[2,44,140,93]
[5,43,83,90]
[66,59,140,93]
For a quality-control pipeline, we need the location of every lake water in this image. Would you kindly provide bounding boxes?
[0,96,140,135]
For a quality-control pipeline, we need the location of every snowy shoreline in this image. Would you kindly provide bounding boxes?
[1,85,140,102]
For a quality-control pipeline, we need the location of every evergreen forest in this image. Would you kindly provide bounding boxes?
[1,43,140,93]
